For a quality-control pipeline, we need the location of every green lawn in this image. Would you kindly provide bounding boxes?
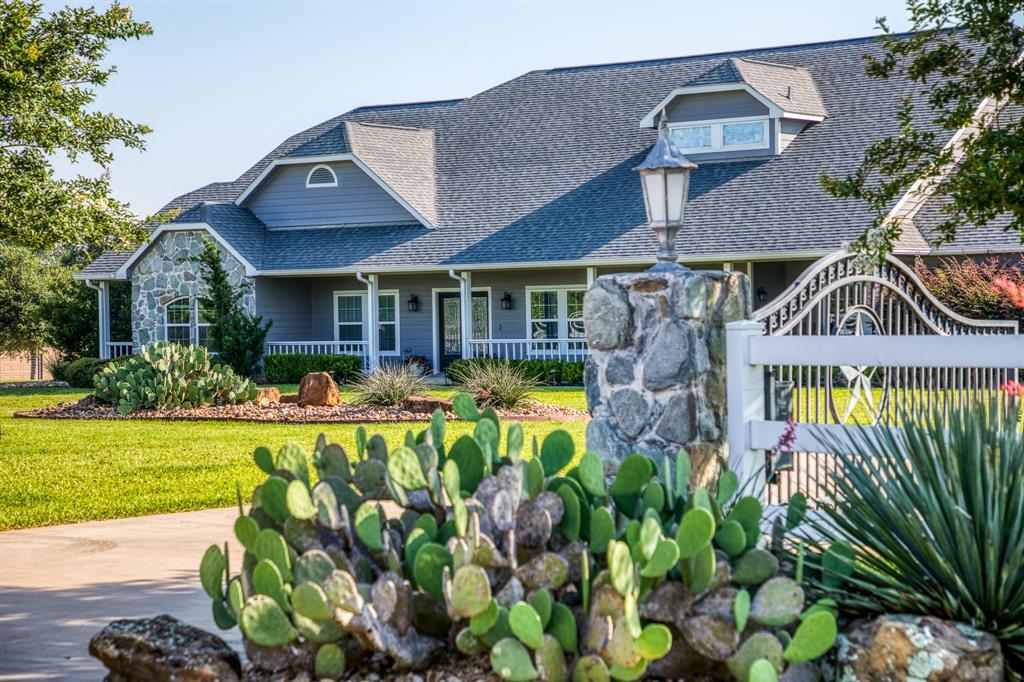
[0,386,587,530]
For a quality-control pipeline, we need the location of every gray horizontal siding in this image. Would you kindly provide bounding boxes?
[256,277,312,341]
[666,90,768,123]
[246,162,416,228]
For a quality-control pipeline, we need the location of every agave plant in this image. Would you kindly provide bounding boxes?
[351,364,429,407]
[794,400,1024,673]
[450,360,538,409]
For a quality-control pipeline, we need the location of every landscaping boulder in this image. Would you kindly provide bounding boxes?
[89,614,241,681]
[256,386,281,406]
[836,614,1004,682]
[401,396,451,413]
[297,371,340,407]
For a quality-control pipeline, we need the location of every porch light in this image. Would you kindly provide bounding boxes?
[407,294,419,312]
[636,117,697,272]
[501,292,513,310]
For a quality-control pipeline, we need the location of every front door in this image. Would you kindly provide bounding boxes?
[437,291,489,369]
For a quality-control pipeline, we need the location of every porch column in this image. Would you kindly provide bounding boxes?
[586,267,597,286]
[448,269,473,360]
[357,273,380,371]
[89,280,112,359]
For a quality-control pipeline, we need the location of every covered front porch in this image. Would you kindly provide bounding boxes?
[255,259,810,373]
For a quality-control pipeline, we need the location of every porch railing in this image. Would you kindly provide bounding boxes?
[469,338,589,362]
[265,341,369,364]
[106,342,134,358]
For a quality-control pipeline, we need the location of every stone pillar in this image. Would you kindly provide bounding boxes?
[583,269,751,483]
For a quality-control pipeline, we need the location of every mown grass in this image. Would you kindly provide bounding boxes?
[0,385,587,530]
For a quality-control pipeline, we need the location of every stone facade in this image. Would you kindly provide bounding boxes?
[583,268,751,482]
[130,231,253,348]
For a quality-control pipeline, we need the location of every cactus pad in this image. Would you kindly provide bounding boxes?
[471,598,500,636]
[607,540,634,597]
[323,569,363,613]
[822,540,855,588]
[750,577,804,627]
[536,634,568,682]
[727,632,783,681]
[540,430,574,476]
[685,543,716,594]
[733,588,751,633]
[253,528,292,582]
[451,564,492,618]
[450,436,487,495]
[354,502,384,552]
[276,442,310,488]
[233,515,259,550]
[783,610,837,662]
[548,602,577,653]
[294,550,336,586]
[452,392,481,421]
[589,507,615,554]
[634,623,672,660]
[199,544,226,599]
[733,548,780,586]
[413,542,453,601]
[253,446,275,474]
[676,507,715,559]
[291,581,332,621]
[388,445,429,490]
[572,655,610,682]
[259,476,290,522]
[749,659,779,682]
[285,479,315,520]
[609,455,654,514]
[510,602,544,649]
[239,594,298,647]
[576,450,606,497]
[490,637,538,681]
[457,627,488,655]
[716,470,739,506]
[714,520,748,558]
[314,643,345,679]
[639,539,679,578]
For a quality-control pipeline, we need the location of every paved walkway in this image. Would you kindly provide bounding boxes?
[0,508,242,681]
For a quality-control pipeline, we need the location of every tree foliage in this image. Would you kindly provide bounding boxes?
[913,255,1024,326]
[0,242,48,352]
[821,0,1024,261]
[194,237,271,378]
[0,0,152,251]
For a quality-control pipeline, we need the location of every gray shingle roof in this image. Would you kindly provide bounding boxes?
[85,31,1013,278]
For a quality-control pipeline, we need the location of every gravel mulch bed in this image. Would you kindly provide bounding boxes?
[1,380,70,389]
[15,394,589,423]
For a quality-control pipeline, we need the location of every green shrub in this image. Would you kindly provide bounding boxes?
[201,394,837,680]
[447,358,585,385]
[263,353,362,384]
[795,401,1024,674]
[46,356,69,382]
[351,364,428,407]
[449,359,538,409]
[913,255,1024,328]
[94,342,257,414]
[64,356,111,387]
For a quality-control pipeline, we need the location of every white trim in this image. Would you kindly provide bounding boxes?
[748,334,1024,368]
[163,296,212,347]
[638,83,825,128]
[113,223,258,280]
[233,152,434,229]
[430,286,492,373]
[524,284,588,355]
[305,164,338,188]
[332,288,401,357]
[254,249,835,277]
[668,116,770,154]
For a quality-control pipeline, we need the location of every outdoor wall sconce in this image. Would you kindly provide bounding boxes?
[757,287,768,302]
[501,292,513,310]
[407,294,419,312]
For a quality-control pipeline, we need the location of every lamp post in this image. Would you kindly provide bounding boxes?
[635,122,697,272]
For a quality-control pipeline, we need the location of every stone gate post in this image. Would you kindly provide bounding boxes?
[582,269,751,483]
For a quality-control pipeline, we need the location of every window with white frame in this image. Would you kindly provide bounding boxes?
[669,117,768,153]
[164,297,215,347]
[334,291,400,354]
[528,287,587,352]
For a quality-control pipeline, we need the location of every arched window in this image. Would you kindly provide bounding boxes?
[306,164,338,188]
[165,297,216,348]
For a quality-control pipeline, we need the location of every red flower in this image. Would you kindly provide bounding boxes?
[1002,380,1024,397]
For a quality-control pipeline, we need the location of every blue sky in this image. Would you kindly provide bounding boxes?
[50,0,911,216]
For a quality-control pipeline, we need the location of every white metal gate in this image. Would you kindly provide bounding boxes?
[750,251,1019,503]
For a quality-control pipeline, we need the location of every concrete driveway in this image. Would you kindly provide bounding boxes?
[0,508,242,681]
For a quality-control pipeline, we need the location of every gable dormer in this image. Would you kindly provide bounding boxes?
[640,58,827,160]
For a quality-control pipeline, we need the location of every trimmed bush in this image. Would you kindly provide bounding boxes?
[352,365,428,407]
[263,353,362,384]
[94,342,257,414]
[447,358,585,385]
[64,357,111,388]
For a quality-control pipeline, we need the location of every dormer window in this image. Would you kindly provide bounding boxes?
[306,164,338,188]
[668,117,768,154]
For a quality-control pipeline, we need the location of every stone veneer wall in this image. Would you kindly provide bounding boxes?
[582,269,751,482]
[130,231,253,348]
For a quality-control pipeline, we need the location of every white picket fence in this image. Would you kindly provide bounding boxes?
[726,320,1024,498]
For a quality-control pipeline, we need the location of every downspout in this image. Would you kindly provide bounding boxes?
[85,279,110,360]
[448,269,473,360]
[356,272,380,370]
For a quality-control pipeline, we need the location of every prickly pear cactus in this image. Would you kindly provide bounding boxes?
[201,392,837,681]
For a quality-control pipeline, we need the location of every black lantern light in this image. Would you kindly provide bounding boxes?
[407,294,419,312]
[635,115,697,272]
[757,287,768,302]
[500,292,513,310]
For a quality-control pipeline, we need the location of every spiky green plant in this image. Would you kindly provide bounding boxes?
[449,360,538,409]
[797,400,1024,673]
[351,364,429,407]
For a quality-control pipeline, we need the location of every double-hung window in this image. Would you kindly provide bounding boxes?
[164,297,214,348]
[669,117,768,153]
[333,291,400,355]
[527,287,587,356]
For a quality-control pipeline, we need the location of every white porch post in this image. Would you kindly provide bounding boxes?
[726,320,766,495]
[357,272,380,371]
[586,267,597,286]
[448,269,473,360]
[88,280,112,359]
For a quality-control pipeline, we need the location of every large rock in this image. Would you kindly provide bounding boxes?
[836,615,1004,682]
[297,371,340,407]
[583,281,632,350]
[89,614,241,681]
[256,386,281,406]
